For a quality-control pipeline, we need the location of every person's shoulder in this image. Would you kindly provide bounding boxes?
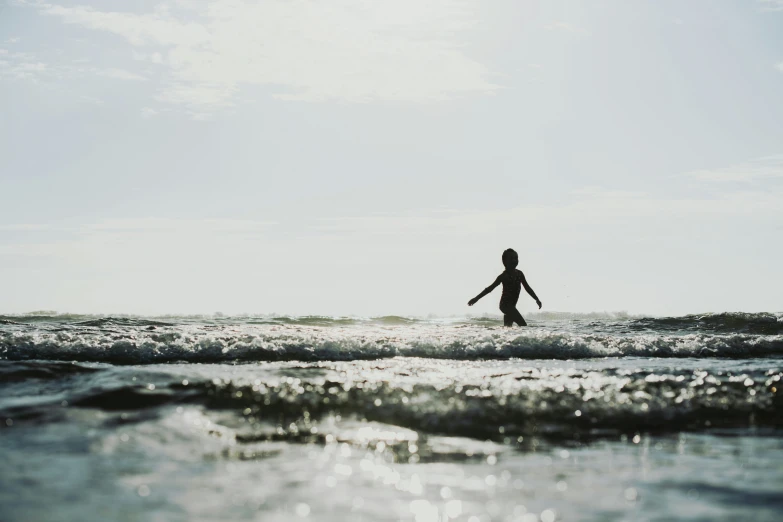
[515,269,525,279]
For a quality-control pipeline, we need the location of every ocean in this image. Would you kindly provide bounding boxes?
[1,312,782,521]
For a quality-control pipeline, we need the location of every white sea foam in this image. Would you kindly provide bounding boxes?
[1,319,782,364]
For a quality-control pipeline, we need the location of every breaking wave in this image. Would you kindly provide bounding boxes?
[1,312,781,364]
[1,328,782,364]
[1,311,780,327]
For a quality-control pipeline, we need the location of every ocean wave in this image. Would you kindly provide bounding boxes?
[194,367,783,440]
[625,312,783,334]
[0,313,97,324]
[2,326,782,364]
[4,360,780,441]
[0,313,433,327]
[0,361,100,382]
[1,311,780,331]
[74,317,175,328]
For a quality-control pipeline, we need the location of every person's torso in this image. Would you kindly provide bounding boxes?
[499,269,523,303]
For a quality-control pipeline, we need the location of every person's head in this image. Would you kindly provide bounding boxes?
[502,248,518,269]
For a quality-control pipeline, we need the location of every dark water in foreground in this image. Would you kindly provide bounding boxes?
[1,312,782,521]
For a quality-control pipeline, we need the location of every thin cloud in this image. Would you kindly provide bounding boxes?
[83,218,278,233]
[1,49,147,84]
[685,156,783,183]
[316,186,783,239]
[758,0,783,11]
[1,59,48,81]
[0,224,55,231]
[99,68,147,81]
[80,95,104,105]
[543,22,589,35]
[36,0,499,110]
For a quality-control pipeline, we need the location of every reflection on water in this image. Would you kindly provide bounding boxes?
[2,402,783,521]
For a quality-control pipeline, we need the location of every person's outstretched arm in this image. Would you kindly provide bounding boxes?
[468,276,501,306]
[521,273,542,309]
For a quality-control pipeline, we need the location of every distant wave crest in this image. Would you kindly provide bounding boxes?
[1,311,780,329]
[626,312,783,334]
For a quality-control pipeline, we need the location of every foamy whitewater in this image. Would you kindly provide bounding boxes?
[1,312,782,521]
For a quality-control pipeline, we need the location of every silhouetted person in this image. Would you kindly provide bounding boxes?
[468,248,542,327]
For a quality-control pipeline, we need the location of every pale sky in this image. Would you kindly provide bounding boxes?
[1,0,782,317]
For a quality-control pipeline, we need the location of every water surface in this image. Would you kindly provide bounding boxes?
[1,312,782,521]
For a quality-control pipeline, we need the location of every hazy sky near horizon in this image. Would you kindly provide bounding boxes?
[1,0,782,316]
